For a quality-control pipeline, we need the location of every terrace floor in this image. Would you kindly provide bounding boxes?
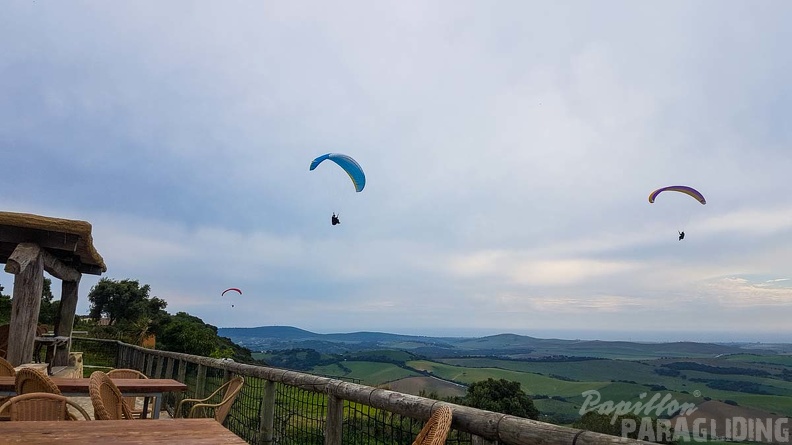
[68,396,173,420]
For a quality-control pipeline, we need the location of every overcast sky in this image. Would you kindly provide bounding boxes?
[2,1,791,342]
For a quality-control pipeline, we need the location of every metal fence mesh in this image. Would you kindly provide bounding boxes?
[72,337,117,376]
[273,382,327,444]
[72,339,482,444]
[228,376,268,442]
[69,339,587,445]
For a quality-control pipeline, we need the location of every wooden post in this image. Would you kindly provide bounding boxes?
[177,359,187,382]
[53,278,80,366]
[115,342,123,368]
[117,344,128,368]
[145,352,154,376]
[165,357,174,380]
[196,364,207,399]
[174,359,188,417]
[154,355,164,378]
[5,243,44,366]
[258,380,276,445]
[325,394,343,445]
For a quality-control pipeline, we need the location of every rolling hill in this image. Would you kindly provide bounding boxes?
[218,325,752,358]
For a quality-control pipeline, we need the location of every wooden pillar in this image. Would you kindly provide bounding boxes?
[196,364,208,399]
[154,355,164,379]
[5,243,44,366]
[145,353,155,376]
[175,359,188,417]
[258,380,276,445]
[53,277,81,366]
[324,394,344,445]
[165,357,175,380]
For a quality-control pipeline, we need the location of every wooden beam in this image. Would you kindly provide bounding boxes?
[40,248,81,282]
[2,242,96,278]
[6,243,44,366]
[0,225,79,253]
[325,394,343,445]
[53,278,81,366]
[78,264,105,275]
[4,243,42,275]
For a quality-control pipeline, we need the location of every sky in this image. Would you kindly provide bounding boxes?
[2,1,792,342]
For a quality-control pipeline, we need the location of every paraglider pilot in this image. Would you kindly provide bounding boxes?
[331,213,341,226]
[678,231,685,241]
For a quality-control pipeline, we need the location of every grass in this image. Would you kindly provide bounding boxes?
[82,365,112,377]
[438,357,676,384]
[78,339,792,445]
[406,360,611,397]
[725,354,792,366]
[313,361,420,386]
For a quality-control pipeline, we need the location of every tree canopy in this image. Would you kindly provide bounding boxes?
[158,312,231,358]
[83,278,255,363]
[88,278,167,326]
[0,278,57,326]
[455,378,539,419]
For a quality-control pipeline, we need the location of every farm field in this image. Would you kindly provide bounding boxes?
[238,328,792,423]
[381,376,467,398]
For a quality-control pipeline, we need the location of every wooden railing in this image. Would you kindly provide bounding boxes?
[74,338,651,445]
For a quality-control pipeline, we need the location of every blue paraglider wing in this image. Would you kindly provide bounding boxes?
[309,153,366,192]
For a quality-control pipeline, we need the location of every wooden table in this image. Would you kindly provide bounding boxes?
[0,377,188,419]
[0,418,247,444]
[33,336,70,375]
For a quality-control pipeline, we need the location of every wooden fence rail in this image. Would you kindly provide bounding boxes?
[76,338,651,445]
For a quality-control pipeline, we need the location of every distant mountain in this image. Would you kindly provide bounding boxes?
[218,326,756,359]
[220,326,322,340]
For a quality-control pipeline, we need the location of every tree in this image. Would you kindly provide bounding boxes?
[458,378,539,419]
[573,412,677,444]
[156,312,257,362]
[84,277,256,362]
[0,282,10,325]
[0,278,58,326]
[87,278,168,343]
[158,312,219,357]
[88,278,167,326]
[38,277,58,326]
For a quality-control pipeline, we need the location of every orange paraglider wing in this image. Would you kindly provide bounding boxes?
[221,288,242,296]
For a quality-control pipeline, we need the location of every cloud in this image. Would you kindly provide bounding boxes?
[448,250,640,286]
[1,2,792,339]
[697,276,792,307]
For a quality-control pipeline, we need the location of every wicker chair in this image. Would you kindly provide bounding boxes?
[0,356,15,377]
[0,393,91,421]
[0,356,14,420]
[107,368,150,418]
[14,367,82,420]
[15,367,61,395]
[412,405,453,445]
[89,371,133,420]
[175,376,244,425]
[0,324,9,359]
[0,324,47,360]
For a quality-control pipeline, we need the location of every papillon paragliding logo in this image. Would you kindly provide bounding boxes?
[648,185,706,241]
[309,153,365,226]
[222,288,242,307]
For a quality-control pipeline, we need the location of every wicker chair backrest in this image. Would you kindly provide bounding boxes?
[89,371,133,420]
[0,357,15,377]
[412,405,453,445]
[0,392,91,421]
[15,368,61,395]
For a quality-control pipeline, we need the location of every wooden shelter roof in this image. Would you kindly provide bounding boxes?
[0,211,106,275]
